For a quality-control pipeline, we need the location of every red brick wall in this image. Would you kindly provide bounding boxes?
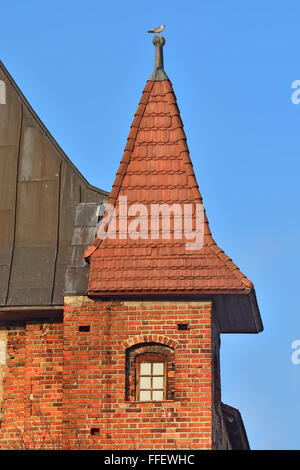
[0,297,215,450]
[0,322,63,449]
[63,296,213,450]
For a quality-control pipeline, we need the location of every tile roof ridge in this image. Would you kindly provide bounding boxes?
[84,80,155,258]
[206,236,254,289]
[159,79,254,290]
[108,80,155,207]
[84,77,254,292]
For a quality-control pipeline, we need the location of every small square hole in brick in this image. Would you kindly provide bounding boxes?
[79,325,90,332]
[177,323,189,331]
[90,428,100,435]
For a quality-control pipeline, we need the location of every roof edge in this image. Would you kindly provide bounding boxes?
[85,290,263,334]
[0,60,108,198]
[221,403,250,450]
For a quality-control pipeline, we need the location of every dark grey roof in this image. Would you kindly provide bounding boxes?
[64,202,101,297]
[221,403,250,450]
[0,61,108,311]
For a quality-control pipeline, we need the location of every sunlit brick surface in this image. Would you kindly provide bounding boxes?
[62,297,213,450]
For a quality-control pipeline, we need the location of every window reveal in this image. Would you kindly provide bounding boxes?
[125,343,175,401]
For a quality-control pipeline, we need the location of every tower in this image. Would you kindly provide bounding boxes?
[63,35,263,450]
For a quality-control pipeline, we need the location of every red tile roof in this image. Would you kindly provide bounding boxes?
[85,79,254,295]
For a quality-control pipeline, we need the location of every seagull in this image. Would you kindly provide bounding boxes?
[147,24,165,34]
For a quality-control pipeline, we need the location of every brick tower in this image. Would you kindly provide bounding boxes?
[63,35,263,450]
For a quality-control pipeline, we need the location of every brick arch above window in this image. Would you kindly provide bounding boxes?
[121,334,178,351]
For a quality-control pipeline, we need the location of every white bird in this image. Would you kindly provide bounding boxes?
[147,24,165,34]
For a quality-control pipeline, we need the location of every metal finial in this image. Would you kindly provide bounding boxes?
[148,34,169,82]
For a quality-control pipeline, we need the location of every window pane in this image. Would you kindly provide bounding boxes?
[140,390,151,401]
[152,390,164,401]
[140,363,151,375]
[152,376,164,389]
[140,376,151,389]
[153,363,164,375]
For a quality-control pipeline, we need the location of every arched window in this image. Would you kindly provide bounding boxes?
[125,343,175,401]
[0,80,6,104]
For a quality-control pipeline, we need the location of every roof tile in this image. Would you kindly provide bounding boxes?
[86,79,254,295]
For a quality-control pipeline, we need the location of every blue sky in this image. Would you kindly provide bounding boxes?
[1,0,300,450]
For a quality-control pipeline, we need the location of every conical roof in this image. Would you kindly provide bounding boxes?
[85,37,256,298]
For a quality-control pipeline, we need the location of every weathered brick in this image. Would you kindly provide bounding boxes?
[0,297,230,450]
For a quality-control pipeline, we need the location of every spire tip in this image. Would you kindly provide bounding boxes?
[149,35,168,82]
[152,34,166,47]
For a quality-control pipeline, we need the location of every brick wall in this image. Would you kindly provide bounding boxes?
[63,296,214,450]
[0,321,63,449]
[0,329,7,412]
[0,297,220,450]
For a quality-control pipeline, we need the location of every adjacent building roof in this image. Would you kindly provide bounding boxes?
[221,403,250,450]
[0,60,108,315]
[85,36,263,333]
